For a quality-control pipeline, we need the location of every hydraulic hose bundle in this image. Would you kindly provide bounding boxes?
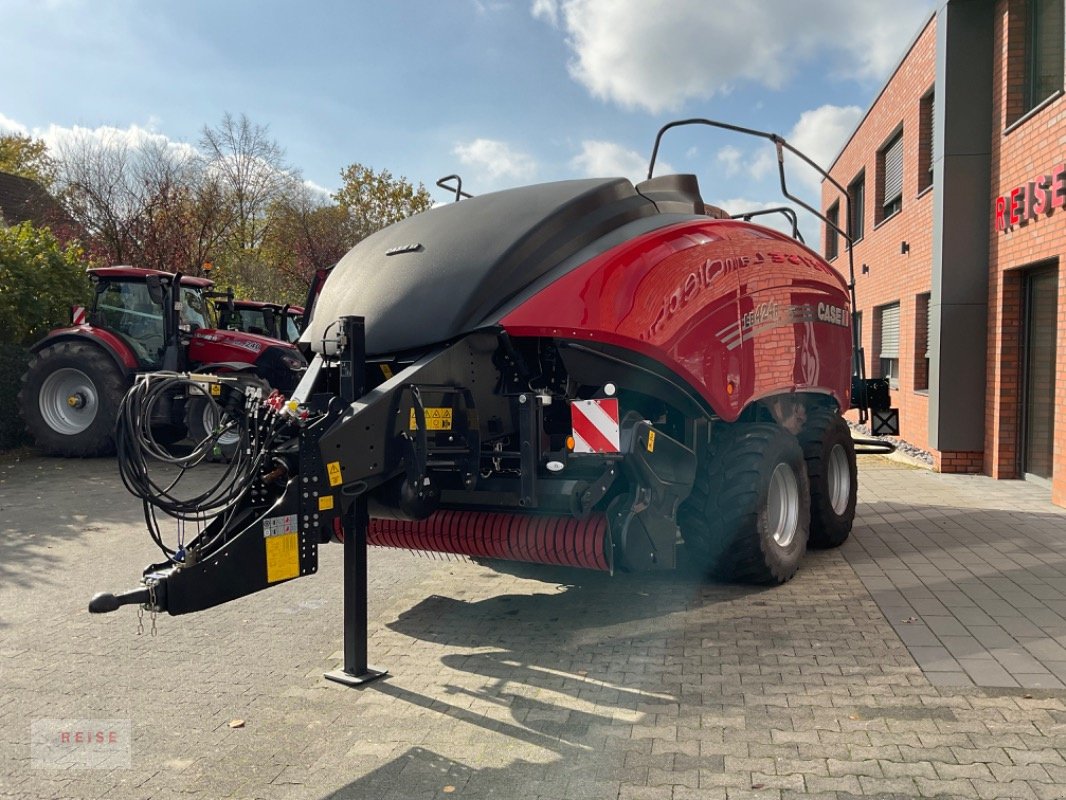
[114,372,284,561]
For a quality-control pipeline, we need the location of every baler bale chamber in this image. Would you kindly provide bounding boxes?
[306,173,856,581]
[89,120,897,679]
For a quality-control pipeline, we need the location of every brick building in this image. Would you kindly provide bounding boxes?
[824,0,1066,507]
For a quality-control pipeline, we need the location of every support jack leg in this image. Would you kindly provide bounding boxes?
[324,315,386,687]
[324,498,386,687]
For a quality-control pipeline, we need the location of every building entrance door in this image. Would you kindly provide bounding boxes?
[1021,267,1058,482]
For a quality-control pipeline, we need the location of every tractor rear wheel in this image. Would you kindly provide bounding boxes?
[679,423,810,584]
[799,407,857,548]
[185,395,241,462]
[18,342,127,457]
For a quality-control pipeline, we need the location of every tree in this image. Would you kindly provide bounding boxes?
[56,132,231,275]
[199,113,300,257]
[0,222,90,346]
[0,134,58,189]
[260,185,358,298]
[333,162,433,241]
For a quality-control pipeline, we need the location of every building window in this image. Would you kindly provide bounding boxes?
[825,201,839,260]
[878,130,904,223]
[1025,0,1064,113]
[914,292,931,391]
[848,172,865,242]
[918,90,935,193]
[877,302,901,389]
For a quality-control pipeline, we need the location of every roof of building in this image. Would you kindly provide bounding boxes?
[0,170,74,230]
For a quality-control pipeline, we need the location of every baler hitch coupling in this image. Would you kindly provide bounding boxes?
[88,585,157,614]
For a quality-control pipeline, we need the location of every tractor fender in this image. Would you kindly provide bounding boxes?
[30,328,138,378]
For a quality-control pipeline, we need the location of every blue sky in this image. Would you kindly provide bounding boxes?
[0,0,937,239]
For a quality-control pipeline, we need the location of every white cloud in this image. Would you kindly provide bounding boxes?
[454,138,537,185]
[38,122,199,163]
[783,104,864,193]
[533,0,934,113]
[530,0,558,25]
[472,0,509,13]
[724,104,863,193]
[570,139,672,183]
[302,178,334,199]
[749,150,775,182]
[0,113,28,135]
[714,197,815,243]
[715,145,742,178]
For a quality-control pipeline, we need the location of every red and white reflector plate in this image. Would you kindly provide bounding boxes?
[72,305,87,325]
[570,398,621,454]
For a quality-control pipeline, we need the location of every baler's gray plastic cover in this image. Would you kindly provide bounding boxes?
[307,178,661,356]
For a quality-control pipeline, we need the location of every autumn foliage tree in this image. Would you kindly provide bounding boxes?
[333,162,433,241]
[0,133,58,189]
[35,115,434,307]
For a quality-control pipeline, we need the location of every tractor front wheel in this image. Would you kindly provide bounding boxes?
[679,423,811,584]
[185,395,241,462]
[18,342,128,457]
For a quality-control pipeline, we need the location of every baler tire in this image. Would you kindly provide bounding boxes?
[799,408,857,549]
[185,395,240,463]
[679,423,810,584]
[18,342,127,457]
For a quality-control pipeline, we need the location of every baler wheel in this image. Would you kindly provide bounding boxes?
[679,423,810,584]
[799,408,857,548]
[18,342,126,457]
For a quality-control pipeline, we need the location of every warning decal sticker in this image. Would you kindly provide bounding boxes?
[409,407,453,431]
[263,514,300,584]
[327,461,342,486]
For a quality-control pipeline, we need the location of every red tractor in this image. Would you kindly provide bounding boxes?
[216,298,305,343]
[18,266,307,457]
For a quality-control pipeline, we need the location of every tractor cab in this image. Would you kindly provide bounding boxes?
[216,299,304,343]
[88,267,215,369]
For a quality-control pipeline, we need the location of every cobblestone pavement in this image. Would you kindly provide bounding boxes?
[1,454,1065,800]
[844,462,1066,690]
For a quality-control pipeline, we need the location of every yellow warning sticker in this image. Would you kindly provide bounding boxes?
[409,407,453,431]
[210,383,221,397]
[318,494,334,511]
[265,532,300,583]
[647,430,656,453]
[263,513,300,584]
[327,461,342,486]
[380,363,394,379]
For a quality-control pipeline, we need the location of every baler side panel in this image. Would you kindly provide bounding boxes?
[732,231,853,411]
[500,220,743,419]
[500,219,853,419]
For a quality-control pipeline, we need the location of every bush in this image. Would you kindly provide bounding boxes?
[0,343,30,450]
[0,222,91,346]
[0,223,91,451]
